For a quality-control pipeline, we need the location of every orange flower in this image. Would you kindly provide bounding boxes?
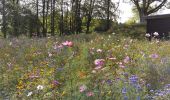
[78,71,87,79]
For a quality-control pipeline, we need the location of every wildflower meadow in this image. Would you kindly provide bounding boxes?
[0,33,170,100]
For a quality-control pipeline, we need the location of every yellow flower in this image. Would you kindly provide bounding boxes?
[16,80,24,90]
[107,91,111,95]
[61,91,66,96]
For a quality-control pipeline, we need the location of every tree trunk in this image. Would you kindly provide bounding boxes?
[86,0,95,34]
[86,15,91,33]
[46,0,50,34]
[75,0,82,34]
[13,2,19,37]
[106,0,110,30]
[59,0,64,36]
[51,0,53,35]
[2,0,7,38]
[42,0,46,37]
[52,0,56,36]
[139,10,147,23]
[36,0,40,36]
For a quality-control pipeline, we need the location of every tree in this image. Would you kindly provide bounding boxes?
[12,0,20,36]
[51,0,56,36]
[83,0,96,33]
[106,0,111,30]
[74,0,82,34]
[92,0,119,31]
[1,0,7,38]
[130,0,168,23]
[42,0,47,37]
[36,0,40,36]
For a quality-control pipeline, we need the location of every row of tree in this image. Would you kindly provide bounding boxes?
[0,0,168,38]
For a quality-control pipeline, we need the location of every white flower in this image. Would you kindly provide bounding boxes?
[92,70,96,74]
[96,49,102,53]
[48,52,52,57]
[145,33,151,37]
[27,92,33,97]
[37,85,44,90]
[153,32,159,36]
[112,32,116,35]
[9,42,12,46]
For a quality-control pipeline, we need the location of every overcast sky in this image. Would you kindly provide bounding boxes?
[118,0,170,23]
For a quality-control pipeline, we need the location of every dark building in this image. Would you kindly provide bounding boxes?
[145,14,170,39]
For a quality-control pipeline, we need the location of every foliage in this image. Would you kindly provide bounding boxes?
[113,23,146,39]
[0,33,170,99]
[0,0,120,37]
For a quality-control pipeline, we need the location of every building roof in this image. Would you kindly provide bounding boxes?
[144,14,170,19]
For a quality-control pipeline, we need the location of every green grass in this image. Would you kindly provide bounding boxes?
[0,33,170,100]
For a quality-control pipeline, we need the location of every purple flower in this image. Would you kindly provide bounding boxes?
[56,68,64,71]
[94,59,105,66]
[52,80,60,85]
[129,75,138,85]
[164,84,170,88]
[94,59,105,70]
[137,96,140,100]
[146,83,151,89]
[136,84,142,92]
[149,54,159,59]
[106,79,112,85]
[123,72,129,77]
[123,95,128,100]
[122,87,127,94]
[123,56,130,63]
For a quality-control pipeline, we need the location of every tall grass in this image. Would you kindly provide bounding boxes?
[0,33,170,99]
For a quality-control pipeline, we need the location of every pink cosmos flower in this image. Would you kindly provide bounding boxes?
[94,59,105,66]
[58,45,63,48]
[119,64,126,68]
[149,54,159,59]
[119,62,126,68]
[123,44,129,49]
[79,85,87,92]
[94,66,102,70]
[62,41,73,47]
[86,91,94,97]
[123,56,130,63]
[53,44,64,50]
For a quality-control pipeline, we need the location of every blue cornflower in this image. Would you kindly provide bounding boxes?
[124,95,128,100]
[137,96,140,100]
[136,84,142,92]
[56,67,64,71]
[146,83,151,89]
[129,75,138,85]
[122,87,127,94]
[106,79,112,85]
